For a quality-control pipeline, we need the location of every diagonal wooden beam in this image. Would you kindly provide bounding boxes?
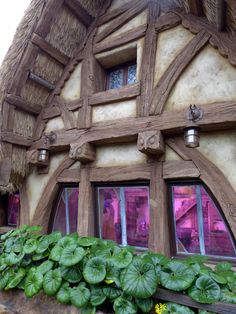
[64,0,93,27]
[155,12,182,32]
[95,0,149,43]
[216,0,226,31]
[187,0,202,16]
[54,96,76,130]
[149,30,210,115]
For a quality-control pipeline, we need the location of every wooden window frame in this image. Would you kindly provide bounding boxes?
[167,180,236,264]
[0,193,20,230]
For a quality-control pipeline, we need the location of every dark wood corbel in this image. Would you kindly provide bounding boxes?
[69,142,96,162]
[137,130,164,155]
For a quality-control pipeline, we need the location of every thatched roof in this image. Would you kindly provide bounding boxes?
[0,0,235,192]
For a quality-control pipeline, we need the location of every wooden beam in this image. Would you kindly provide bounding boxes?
[137,130,164,155]
[90,164,151,182]
[57,168,80,183]
[64,0,93,27]
[69,142,96,162]
[1,131,32,147]
[31,101,236,151]
[93,25,147,54]
[19,181,30,226]
[55,96,76,130]
[31,33,70,66]
[6,94,42,115]
[42,106,61,119]
[216,0,226,31]
[163,160,200,179]
[187,0,202,16]
[138,1,160,116]
[0,159,11,186]
[28,72,55,91]
[155,12,182,32]
[150,30,210,115]
[95,0,148,43]
[89,82,140,106]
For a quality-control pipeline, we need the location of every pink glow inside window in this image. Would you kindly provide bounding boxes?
[172,184,236,258]
[7,194,20,226]
[52,187,79,234]
[98,187,149,248]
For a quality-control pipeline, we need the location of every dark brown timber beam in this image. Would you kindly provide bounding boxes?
[64,0,93,27]
[155,12,181,32]
[216,0,226,31]
[187,0,202,16]
[6,94,42,115]
[1,131,32,147]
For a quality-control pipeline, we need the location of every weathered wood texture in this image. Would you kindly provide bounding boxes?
[149,161,170,255]
[155,12,181,32]
[69,142,96,162]
[167,137,236,238]
[31,158,75,232]
[26,149,39,165]
[0,159,12,186]
[186,0,202,16]
[216,0,226,31]
[77,165,94,236]
[55,96,76,130]
[95,0,148,43]
[163,160,200,179]
[89,82,140,106]
[137,130,164,155]
[150,30,210,115]
[64,0,93,27]
[31,33,70,65]
[138,1,159,116]
[1,131,32,147]
[19,181,30,226]
[93,25,147,54]
[57,168,80,183]
[6,94,42,115]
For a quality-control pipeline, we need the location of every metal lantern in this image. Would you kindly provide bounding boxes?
[37,132,57,164]
[38,148,49,164]
[184,127,200,148]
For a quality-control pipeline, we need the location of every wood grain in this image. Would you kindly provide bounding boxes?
[69,142,96,162]
[56,96,76,130]
[64,0,93,27]
[163,160,200,179]
[216,0,226,31]
[186,0,202,16]
[19,181,30,226]
[1,131,32,147]
[150,30,210,115]
[6,94,42,115]
[155,12,181,32]
[57,168,80,183]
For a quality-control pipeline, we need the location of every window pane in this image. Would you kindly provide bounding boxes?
[98,188,122,244]
[67,188,79,233]
[7,194,20,226]
[108,69,123,89]
[127,64,137,85]
[125,187,149,247]
[201,186,236,257]
[172,186,200,254]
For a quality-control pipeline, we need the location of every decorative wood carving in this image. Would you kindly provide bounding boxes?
[137,130,164,155]
[69,142,95,163]
[64,0,93,27]
[150,30,210,115]
[155,12,181,32]
[6,94,42,115]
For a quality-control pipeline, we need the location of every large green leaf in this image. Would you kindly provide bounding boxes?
[188,276,221,304]
[24,239,37,254]
[4,237,14,253]
[215,262,232,273]
[61,266,82,283]
[5,252,24,266]
[36,236,51,254]
[12,238,24,253]
[81,305,96,314]
[49,245,63,262]
[58,236,76,248]
[47,231,62,244]
[135,298,153,313]
[102,286,122,300]
[83,257,106,284]
[110,249,133,269]
[56,282,70,304]
[105,261,121,286]
[43,268,62,296]
[210,272,227,284]
[69,282,90,308]
[0,271,10,289]
[37,260,54,275]
[160,261,195,291]
[60,245,85,267]
[113,296,137,314]
[77,237,97,247]
[32,251,49,261]
[24,269,43,298]
[163,302,194,314]
[120,256,157,298]
[220,288,236,304]
[90,286,106,306]
[6,268,26,289]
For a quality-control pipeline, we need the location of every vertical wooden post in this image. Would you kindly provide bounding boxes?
[19,181,30,226]
[77,164,94,236]
[149,161,170,256]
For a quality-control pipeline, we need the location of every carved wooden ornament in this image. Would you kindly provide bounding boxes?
[137,130,164,155]
[69,142,96,163]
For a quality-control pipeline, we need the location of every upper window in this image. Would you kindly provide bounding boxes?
[169,183,236,259]
[51,186,79,235]
[106,61,137,90]
[97,185,149,248]
[0,193,20,228]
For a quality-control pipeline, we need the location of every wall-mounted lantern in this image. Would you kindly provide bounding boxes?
[184,104,203,148]
[38,132,57,164]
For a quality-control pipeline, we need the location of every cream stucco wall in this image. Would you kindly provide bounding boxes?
[92,99,136,123]
[165,145,182,161]
[61,62,81,101]
[154,26,194,86]
[26,153,67,221]
[198,131,236,193]
[45,117,65,132]
[96,143,147,167]
[165,45,236,111]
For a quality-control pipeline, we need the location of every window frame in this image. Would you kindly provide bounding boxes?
[167,180,236,263]
[0,192,20,230]
[95,182,150,250]
[106,60,137,90]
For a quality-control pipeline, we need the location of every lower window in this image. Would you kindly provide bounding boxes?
[51,186,79,235]
[0,193,20,227]
[169,183,236,259]
[97,185,150,248]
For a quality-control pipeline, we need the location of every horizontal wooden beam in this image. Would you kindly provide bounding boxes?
[1,131,32,147]
[28,72,55,91]
[31,101,236,151]
[31,33,70,66]
[6,94,42,115]
[64,0,93,27]
[93,25,147,54]
[57,168,80,182]
[42,99,82,119]
[163,160,200,179]
[89,82,140,106]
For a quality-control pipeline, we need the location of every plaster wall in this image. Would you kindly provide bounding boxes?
[45,117,65,132]
[165,45,236,111]
[96,143,147,167]
[61,63,81,101]
[197,131,236,193]
[92,99,136,123]
[26,153,67,221]
[154,26,194,86]
[165,145,182,161]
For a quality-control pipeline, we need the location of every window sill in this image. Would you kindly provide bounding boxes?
[171,254,236,266]
[0,226,16,234]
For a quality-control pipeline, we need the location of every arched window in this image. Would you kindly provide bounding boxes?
[0,193,20,228]
[50,186,79,235]
[168,182,236,260]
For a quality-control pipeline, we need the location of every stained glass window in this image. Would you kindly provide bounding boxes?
[108,69,124,90]
[7,194,20,226]
[127,64,137,85]
[52,187,79,235]
[170,183,236,259]
[97,186,149,248]
[107,62,137,90]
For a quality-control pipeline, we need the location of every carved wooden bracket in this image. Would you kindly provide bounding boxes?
[137,130,164,155]
[26,149,39,165]
[69,142,96,163]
